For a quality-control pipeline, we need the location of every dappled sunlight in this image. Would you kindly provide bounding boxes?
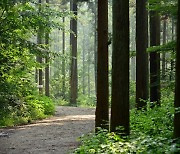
[0,106,95,154]
[14,114,95,128]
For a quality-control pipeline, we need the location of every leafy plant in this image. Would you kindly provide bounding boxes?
[74,88,180,153]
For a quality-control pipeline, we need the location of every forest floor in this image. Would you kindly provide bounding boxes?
[0,106,95,154]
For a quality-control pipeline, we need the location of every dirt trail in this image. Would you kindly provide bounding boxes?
[0,106,95,154]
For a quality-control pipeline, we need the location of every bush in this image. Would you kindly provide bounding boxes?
[77,94,96,107]
[74,89,180,153]
[0,95,55,127]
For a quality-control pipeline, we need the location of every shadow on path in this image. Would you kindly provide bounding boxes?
[0,106,95,154]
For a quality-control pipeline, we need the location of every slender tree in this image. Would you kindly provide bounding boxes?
[174,0,180,138]
[149,9,161,106]
[95,0,109,129]
[62,15,66,98]
[70,0,78,105]
[82,27,86,95]
[94,0,97,95]
[162,19,167,80]
[111,0,130,135]
[87,41,91,98]
[136,0,148,109]
[170,19,175,81]
[37,0,43,94]
[45,0,50,97]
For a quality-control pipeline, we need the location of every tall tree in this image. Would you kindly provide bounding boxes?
[136,0,148,109]
[162,19,167,80]
[170,19,175,81]
[70,0,78,105]
[95,0,109,129]
[174,0,180,138]
[82,27,86,95]
[94,0,97,95]
[149,9,161,106]
[87,41,91,98]
[45,0,50,97]
[111,0,130,135]
[37,0,43,94]
[62,15,66,98]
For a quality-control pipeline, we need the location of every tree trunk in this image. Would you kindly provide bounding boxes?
[162,19,167,80]
[170,20,175,81]
[136,0,148,109]
[70,0,78,105]
[174,0,180,138]
[95,0,109,129]
[94,0,97,96]
[45,0,50,97]
[149,10,161,106]
[37,0,43,95]
[88,43,91,98]
[62,16,66,98]
[82,27,86,95]
[45,32,50,97]
[111,0,130,135]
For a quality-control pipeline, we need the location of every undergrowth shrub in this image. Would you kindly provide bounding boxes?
[77,94,96,107]
[0,95,55,127]
[74,89,180,153]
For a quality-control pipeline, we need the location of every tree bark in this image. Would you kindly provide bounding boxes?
[82,27,86,95]
[95,0,109,129]
[162,19,167,80]
[136,0,148,109]
[88,43,90,98]
[45,0,50,97]
[70,0,78,105]
[94,0,97,96]
[45,32,50,97]
[149,10,161,106]
[111,0,130,135]
[170,19,175,81]
[37,0,43,95]
[62,16,66,98]
[174,0,180,138]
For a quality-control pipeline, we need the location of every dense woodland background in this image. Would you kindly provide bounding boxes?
[0,0,180,153]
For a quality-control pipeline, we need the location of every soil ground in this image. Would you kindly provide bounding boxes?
[0,106,95,154]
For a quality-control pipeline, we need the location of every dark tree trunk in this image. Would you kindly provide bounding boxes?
[170,20,175,81]
[94,0,97,96]
[149,11,161,106]
[162,19,167,80]
[70,0,78,105]
[174,0,180,138]
[45,0,50,97]
[95,0,109,129]
[111,0,130,135]
[136,0,148,109]
[62,16,66,98]
[37,0,43,95]
[45,32,50,97]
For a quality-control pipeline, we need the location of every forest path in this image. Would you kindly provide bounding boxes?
[0,106,95,154]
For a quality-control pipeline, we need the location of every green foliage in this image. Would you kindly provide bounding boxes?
[130,81,136,109]
[131,41,176,58]
[147,41,176,54]
[75,89,180,153]
[148,0,177,18]
[55,97,69,106]
[77,94,96,107]
[75,129,145,153]
[0,95,55,127]
[26,95,55,116]
[0,0,63,127]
